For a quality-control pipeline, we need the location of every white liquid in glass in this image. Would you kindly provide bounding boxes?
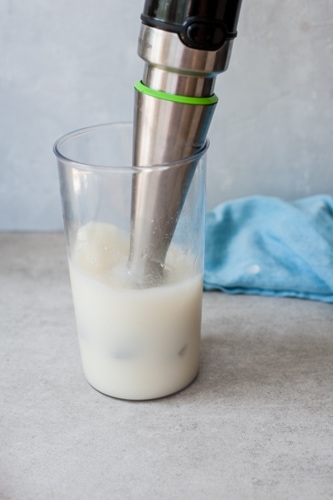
[69,222,203,400]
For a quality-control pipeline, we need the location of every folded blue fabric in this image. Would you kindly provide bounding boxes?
[204,195,333,302]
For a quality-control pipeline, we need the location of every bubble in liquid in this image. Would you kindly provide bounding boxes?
[77,228,87,242]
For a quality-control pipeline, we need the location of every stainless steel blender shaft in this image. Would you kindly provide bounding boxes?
[128,23,236,287]
[130,89,215,287]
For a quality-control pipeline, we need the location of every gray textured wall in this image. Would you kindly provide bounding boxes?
[1,0,332,230]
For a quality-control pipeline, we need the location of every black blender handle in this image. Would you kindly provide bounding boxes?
[141,0,243,51]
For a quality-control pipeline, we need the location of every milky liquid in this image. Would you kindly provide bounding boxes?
[69,222,203,400]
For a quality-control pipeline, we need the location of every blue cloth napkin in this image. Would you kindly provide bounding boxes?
[204,195,333,302]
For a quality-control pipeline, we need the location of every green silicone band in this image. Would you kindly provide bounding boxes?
[135,80,218,106]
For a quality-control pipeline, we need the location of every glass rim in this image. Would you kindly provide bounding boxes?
[53,121,209,173]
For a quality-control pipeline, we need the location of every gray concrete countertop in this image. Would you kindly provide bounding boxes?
[1,232,333,500]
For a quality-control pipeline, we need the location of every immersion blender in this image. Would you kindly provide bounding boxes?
[129,0,243,287]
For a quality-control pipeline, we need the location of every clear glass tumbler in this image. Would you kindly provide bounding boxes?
[54,122,207,400]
